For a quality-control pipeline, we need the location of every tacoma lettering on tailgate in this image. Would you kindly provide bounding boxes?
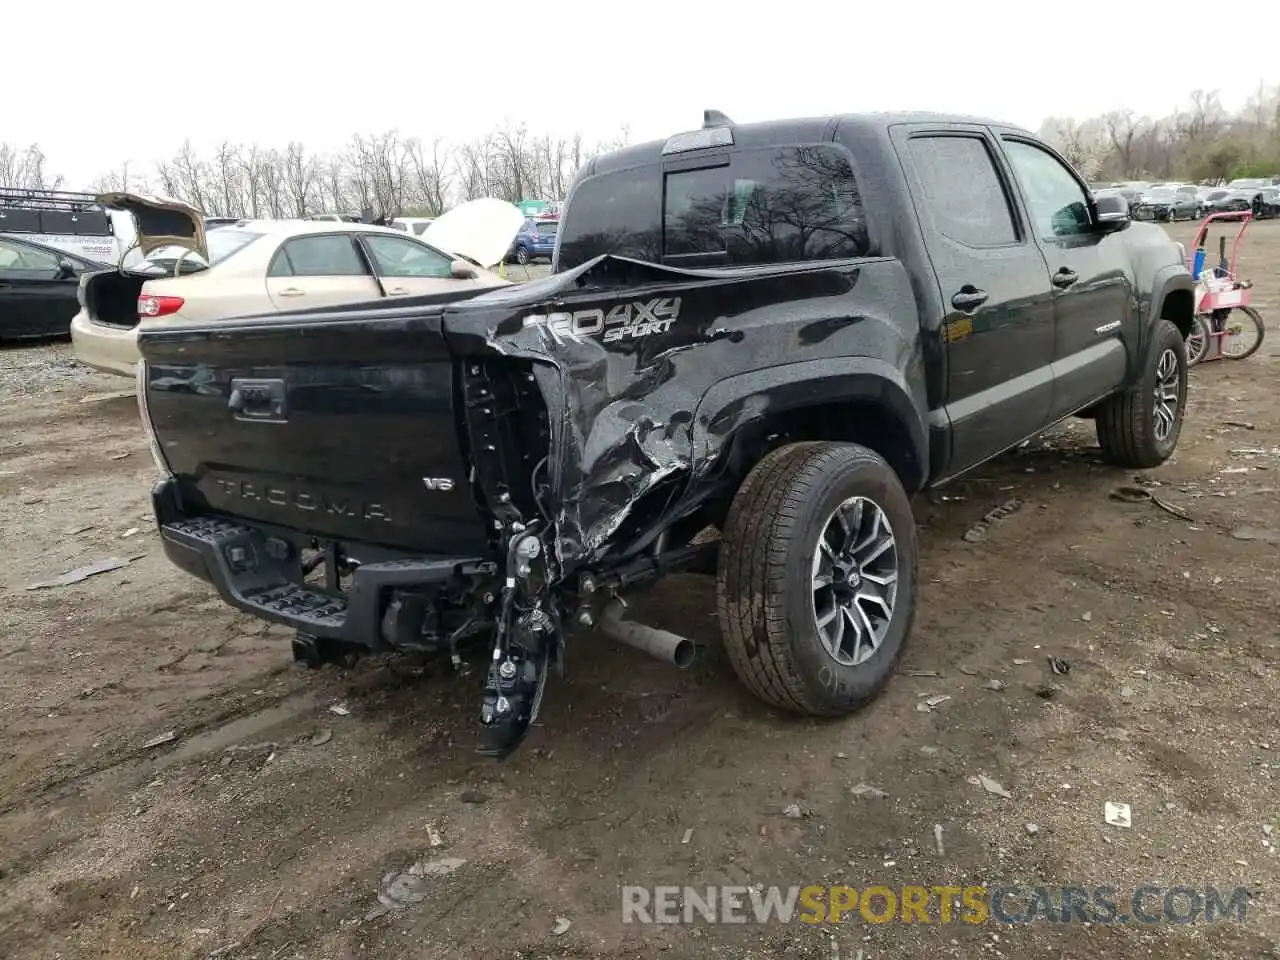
[214,479,393,523]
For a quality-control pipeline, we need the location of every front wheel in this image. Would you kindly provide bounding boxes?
[716,442,918,716]
[1220,306,1265,360]
[515,246,530,266]
[1186,315,1211,366]
[1094,319,1188,469]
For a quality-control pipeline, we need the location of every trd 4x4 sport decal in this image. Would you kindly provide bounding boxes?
[523,296,681,343]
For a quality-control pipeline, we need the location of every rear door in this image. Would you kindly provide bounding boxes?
[892,124,1056,475]
[357,233,477,298]
[996,134,1134,420]
[265,233,382,310]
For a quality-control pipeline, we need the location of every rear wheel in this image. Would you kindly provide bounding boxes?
[716,442,918,716]
[1220,306,1265,360]
[1186,315,1211,366]
[1095,319,1188,468]
[515,246,530,266]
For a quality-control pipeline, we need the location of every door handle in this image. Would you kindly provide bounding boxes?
[386,286,409,295]
[950,287,989,312]
[1052,268,1078,289]
[277,287,305,297]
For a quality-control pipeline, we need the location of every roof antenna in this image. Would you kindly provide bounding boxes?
[703,109,734,129]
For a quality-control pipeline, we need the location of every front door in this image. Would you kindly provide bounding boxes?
[996,135,1135,420]
[892,126,1057,476]
[357,233,480,298]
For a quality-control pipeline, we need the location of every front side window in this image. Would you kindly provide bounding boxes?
[362,234,453,278]
[273,234,367,277]
[907,135,1018,247]
[1001,139,1093,239]
[663,145,869,265]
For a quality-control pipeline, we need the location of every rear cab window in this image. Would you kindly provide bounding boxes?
[556,143,869,270]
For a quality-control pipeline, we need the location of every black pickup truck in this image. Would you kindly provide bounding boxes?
[133,111,1195,757]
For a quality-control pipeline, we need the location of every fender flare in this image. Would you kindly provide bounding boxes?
[1142,265,1196,368]
[691,356,929,492]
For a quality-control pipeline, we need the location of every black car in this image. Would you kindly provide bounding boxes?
[0,235,110,339]
[131,111,1194,758]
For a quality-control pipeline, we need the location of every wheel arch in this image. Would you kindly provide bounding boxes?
[694,357,930,497]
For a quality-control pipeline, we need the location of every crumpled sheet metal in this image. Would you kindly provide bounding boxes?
[457,254,905,571]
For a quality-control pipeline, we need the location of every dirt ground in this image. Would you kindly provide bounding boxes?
[2,222,1279,960]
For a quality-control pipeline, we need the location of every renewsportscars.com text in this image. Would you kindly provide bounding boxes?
[621,884,1251,925]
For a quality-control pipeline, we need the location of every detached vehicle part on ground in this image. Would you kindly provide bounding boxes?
[135,111,1196,758]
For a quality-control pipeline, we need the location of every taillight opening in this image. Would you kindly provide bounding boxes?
[138,294,185,318]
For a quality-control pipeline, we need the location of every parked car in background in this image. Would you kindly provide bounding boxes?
[1256,187,1280,219]
[0,235,111,339]
[506,217,558,265]
[1203,189,1256,219]
[1132,185,1201,222]
[71,198,516,377]
[388,217,435,236]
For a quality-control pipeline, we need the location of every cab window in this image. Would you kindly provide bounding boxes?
[1001,139,1093,239]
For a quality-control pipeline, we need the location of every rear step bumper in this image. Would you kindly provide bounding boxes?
[152,481,495,647]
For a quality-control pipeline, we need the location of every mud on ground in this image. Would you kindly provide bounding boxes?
[1,223,1278,960]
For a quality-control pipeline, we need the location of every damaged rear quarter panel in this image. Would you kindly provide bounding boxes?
[441,255,924,569]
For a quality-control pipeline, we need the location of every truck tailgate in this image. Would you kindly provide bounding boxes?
[139,313,490,553]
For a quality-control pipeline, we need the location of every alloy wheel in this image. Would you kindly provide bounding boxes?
[811,496,899,667]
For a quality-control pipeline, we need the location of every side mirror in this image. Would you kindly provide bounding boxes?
[449,259,477,280]
[55,258,79,279]
[1093,194,1131,234]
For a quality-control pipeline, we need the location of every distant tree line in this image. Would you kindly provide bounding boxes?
[0,122,631,220]
[1038,84,1280,183]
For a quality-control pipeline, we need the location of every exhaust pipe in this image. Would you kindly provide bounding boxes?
[600,599,695,669]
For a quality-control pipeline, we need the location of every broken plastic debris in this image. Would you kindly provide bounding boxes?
[976,775,1011,798]
[78,389,136,404]
[916,694,952,712]
[933,823,945,855]
[782,803,804,819]
[121,527,140,539]
[962,498,1023,543]
[1120,686,1135,698]
[376,857,466,911]
[1104,802,1132,828]
[984,679,1006,691]
[141,731,176,749]
[681,828,694,844]
[26,556,133,590]
[1048,657,1070,675]
[329,703,351,716]
[552,917,572,936]
[850,783,888,799]
[1011,658,1031,666]
[1025,823,1040,836]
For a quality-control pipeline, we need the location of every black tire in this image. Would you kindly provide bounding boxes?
[716,442,918,716]
[515,246,530,266]
[1186,315,1211,367]
[1221,306,1265,360]
[1095,318,1188,468]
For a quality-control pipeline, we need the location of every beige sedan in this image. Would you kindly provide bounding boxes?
[71,196,517,377]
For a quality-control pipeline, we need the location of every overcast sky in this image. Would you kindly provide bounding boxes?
[10,0,1277,188]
